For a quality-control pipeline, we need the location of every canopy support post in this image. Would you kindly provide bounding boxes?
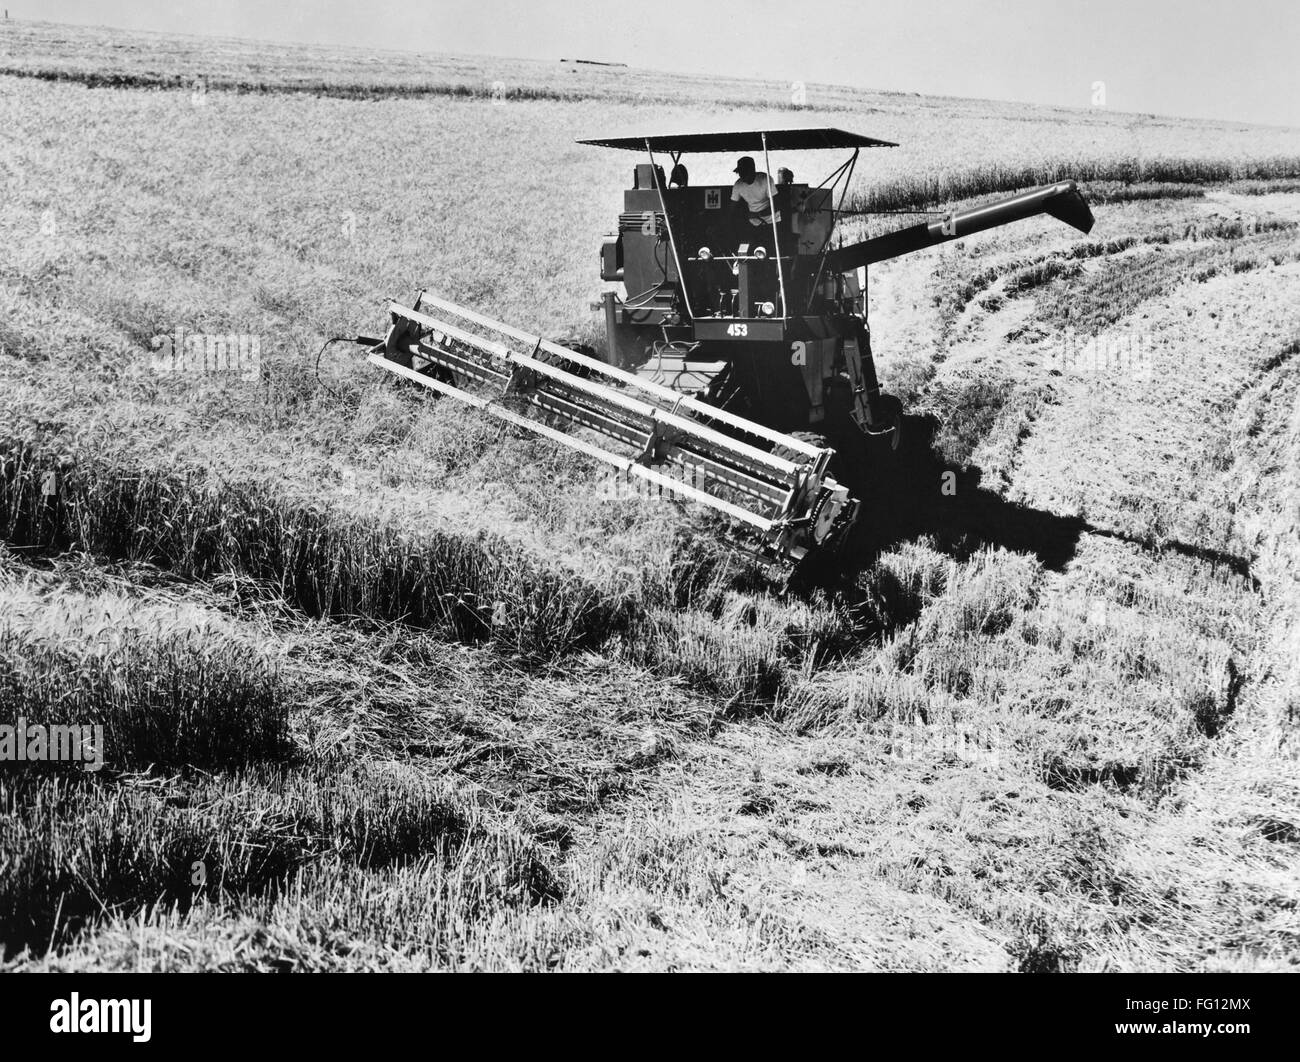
[646,138,695,320]
[762,132,789,321]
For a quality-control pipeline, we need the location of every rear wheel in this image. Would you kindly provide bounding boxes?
[870,393,904,452]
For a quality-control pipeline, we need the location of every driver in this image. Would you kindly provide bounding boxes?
[730,155,781,254]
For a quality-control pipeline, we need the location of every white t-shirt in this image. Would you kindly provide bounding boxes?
[731,173,782,224]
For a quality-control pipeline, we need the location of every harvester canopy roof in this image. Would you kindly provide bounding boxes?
[576,127,898,152]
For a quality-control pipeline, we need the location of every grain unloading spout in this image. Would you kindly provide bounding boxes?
[824,180,1095,274]
[360,293,860,564]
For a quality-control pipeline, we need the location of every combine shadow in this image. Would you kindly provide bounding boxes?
[808,414,1255,587]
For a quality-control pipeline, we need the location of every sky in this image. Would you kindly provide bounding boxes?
[19,0,1300,128]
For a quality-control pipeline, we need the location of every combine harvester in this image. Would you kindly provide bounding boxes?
[353,128,1094,564]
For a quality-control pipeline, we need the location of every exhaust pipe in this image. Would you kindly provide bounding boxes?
[824,180,1095,274]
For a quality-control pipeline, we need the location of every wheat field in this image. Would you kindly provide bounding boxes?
[1,18,1298,971]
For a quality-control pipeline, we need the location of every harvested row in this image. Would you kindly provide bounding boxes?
[1035,230,1300,336]
[935,218,1299,333]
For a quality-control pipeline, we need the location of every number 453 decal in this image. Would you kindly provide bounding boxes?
[726,323,748,337]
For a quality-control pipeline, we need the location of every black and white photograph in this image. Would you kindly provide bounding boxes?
[0,0,1296,1036]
